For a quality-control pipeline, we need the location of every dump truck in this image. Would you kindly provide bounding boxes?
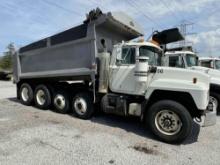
[13,9,214,143]
[163,47,220,114]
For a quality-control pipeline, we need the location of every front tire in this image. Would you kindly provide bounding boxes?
[146,100,192,143]
[72,92,94,119]
[34,85,52,110]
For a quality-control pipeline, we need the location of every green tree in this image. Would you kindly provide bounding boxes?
[0,43,15,70]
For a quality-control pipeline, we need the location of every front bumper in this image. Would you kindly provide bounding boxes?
[198,99,217,127]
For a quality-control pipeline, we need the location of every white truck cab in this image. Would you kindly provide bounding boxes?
[164,50,220,113]
[199,57,220,70]
[110,43,209,110]
[101,41,213,142]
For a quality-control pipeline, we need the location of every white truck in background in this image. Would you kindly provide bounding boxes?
[199,57,220,70]
[13,9,214,143]
[164,48,220,113]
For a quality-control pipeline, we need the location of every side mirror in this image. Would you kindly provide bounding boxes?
[116,48,122,60]
[116,54,123,61]
[116,49,123,64]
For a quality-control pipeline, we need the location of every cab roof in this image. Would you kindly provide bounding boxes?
[165,50,196,55]
[123,41,162,50]
[199,57,220,61]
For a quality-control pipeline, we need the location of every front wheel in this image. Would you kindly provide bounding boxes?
[146,100,192,143]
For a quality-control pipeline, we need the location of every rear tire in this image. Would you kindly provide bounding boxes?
[72,92,94,119]
[34,84,52,110]
[146,100,192,143]
[19,83,34,106]
[53,90,70,114]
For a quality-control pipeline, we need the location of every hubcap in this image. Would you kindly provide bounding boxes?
[54,94,66,110]
[21,87,29,102]
[36,89,46,106]
[155,110,182,136]
[74,97,87,115]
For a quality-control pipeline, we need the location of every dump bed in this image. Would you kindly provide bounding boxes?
[14,10,143,83]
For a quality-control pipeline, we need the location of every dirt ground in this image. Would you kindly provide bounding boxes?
[0,81,219,165]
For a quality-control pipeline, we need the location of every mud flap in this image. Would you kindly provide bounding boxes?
[200,108,217,127]
[195,101,217,127]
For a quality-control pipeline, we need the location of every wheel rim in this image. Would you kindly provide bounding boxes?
[155,110,182,136]
[21,87,29,102]
[209,96,218,110]
[73,97,87,115]
[54,94,66,110]
[36,89,46,106]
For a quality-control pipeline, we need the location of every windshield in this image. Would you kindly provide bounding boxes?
[215,60,220,70]
[185,54,198,67]
[139,46,162,66]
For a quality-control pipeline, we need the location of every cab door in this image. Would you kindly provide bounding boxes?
[109,46,136,94]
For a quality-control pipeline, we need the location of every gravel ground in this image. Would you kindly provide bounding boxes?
[0,81,16,99]
[0,81,219,165]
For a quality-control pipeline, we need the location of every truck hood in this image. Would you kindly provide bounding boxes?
[190,66,220,85]
[145,66,210,110]
[149,66,210,90]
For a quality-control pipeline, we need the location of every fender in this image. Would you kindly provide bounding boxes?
[145,67,210,110]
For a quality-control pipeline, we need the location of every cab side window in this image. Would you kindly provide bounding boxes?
[169,56,184,68]
[200,61,211,68]
[120,47,136,65]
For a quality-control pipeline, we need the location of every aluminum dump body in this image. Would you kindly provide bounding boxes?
[13,11,143,83]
